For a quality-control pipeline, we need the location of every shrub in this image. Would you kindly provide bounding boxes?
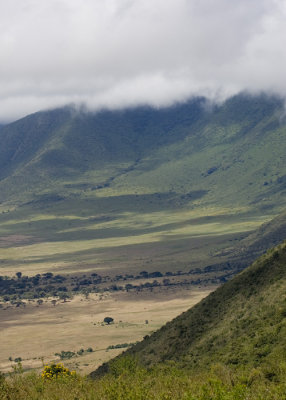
[86,347,93,353]
[41,363,76,380]
[55,350,75,360]
[104,317,114,325]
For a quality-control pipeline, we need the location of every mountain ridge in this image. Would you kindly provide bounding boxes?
[0,92,285,212]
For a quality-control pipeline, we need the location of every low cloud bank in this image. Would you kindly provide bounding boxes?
[0,0,286,122]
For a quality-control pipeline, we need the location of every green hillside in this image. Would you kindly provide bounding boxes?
[207,208,286,273]
[240,210,286,255]
[0,99,206,204]
[0,92,285,212]
[93,241,286,375]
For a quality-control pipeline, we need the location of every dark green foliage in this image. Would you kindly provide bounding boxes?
[0,268,216,301]
[103,317,114,325]
[55,351,76,360]
[106,342,138,350]
[54,347,95,359]
[86,348,93,353]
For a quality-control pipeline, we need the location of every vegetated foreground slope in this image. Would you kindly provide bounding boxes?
[92,240,286,376]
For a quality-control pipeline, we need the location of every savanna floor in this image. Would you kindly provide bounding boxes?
[0,286,215,375]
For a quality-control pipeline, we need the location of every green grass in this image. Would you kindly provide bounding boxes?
[2,358,286,399]
[0,199,268,277]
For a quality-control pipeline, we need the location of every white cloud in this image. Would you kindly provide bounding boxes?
[0,0,285,121]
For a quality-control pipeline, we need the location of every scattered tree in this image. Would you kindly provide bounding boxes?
[59,293,69,302]
[104,317,114,325]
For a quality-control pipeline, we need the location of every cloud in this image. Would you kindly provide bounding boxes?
[0,0,286,121]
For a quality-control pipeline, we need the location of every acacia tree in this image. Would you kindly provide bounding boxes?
[104,317,114,325]
[59,293,69,302]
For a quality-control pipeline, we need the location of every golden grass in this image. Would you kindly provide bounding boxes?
[0,287,213,375]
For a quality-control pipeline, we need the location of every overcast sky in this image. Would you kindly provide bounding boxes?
[0,0,286,122]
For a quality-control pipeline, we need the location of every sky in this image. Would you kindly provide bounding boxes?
[0,0,286,122]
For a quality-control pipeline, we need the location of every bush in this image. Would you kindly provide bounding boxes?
[86,347,93,353]
[41,363,76,380]
[55,350,76,360]
[104,317,114,325]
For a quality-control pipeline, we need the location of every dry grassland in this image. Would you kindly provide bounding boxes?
[0,287,214,375]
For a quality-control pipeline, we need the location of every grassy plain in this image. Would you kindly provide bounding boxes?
[0,286,213,374]
[0,198,271,277]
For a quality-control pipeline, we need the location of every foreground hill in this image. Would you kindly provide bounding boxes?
[92,240,286,375]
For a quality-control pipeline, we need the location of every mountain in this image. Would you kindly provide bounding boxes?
[92,240,286,377]
[0,99,206,204]
[0,92,285,213]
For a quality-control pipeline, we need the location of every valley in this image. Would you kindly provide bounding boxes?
[0,93,286,381]
[1,1,286,396]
